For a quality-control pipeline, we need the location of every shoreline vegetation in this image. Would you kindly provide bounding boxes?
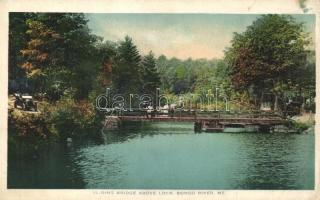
[8,13,315,156]
[8,95,315,157]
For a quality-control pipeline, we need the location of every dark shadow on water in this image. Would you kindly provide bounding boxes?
[7,121,152,189]
[8,142,86,189]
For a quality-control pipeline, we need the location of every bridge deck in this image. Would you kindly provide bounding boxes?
[118,115,288,125]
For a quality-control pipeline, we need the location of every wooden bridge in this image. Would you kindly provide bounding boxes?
[118,115,287,125]
[105,110,292,132]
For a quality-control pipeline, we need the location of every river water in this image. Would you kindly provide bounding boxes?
[8,122,314,189]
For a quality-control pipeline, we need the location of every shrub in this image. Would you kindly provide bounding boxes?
[49,95,99,139]
[8,108,57,155]
[291,121,309,132]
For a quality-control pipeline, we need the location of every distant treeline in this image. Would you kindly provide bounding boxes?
[9,13,315,114]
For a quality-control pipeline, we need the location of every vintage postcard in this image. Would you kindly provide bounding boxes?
[0,0,319,199]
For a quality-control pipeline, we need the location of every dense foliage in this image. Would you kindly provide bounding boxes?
[8,13,315,151]
[225,15,315,114]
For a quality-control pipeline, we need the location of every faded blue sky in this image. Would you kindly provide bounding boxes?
[86,14,315,59]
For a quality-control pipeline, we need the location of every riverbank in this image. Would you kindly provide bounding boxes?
[291,112,315,125]
[8,95,103,156]
[290,112,315,133]
[8,93,315,156]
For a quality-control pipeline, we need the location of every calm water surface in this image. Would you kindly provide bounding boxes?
[8,122,315,189]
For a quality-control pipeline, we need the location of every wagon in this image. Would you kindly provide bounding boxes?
[14,93,38,111]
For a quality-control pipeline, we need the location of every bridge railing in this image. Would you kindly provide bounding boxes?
[110,108,283,119]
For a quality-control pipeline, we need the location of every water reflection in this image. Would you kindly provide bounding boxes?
[98,121,193,145]
[234,133,314,189]
[8,143,85,189]
[8,122,315,189]
[72,122,314,189]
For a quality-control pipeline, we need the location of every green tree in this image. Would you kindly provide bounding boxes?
[156,55,171,90]
[156,56,221,94]
[225,14,312,113]
[113,36,142,94]
[96,41,117,87]
[141,51,161,95]
[9,13,36,92]
[19,13,100,100]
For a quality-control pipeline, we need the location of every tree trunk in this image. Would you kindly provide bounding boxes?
[301,96,306,114]
[259,91,264,110]
[274,95,279,112]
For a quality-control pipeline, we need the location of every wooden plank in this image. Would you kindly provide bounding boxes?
[118,115,287,125]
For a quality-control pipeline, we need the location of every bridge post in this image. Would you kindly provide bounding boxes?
[103,116,121,130]
[258,124,271,133]
[194,121,202,133]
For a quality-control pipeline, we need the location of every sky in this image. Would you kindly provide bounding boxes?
[86,14,315,60]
